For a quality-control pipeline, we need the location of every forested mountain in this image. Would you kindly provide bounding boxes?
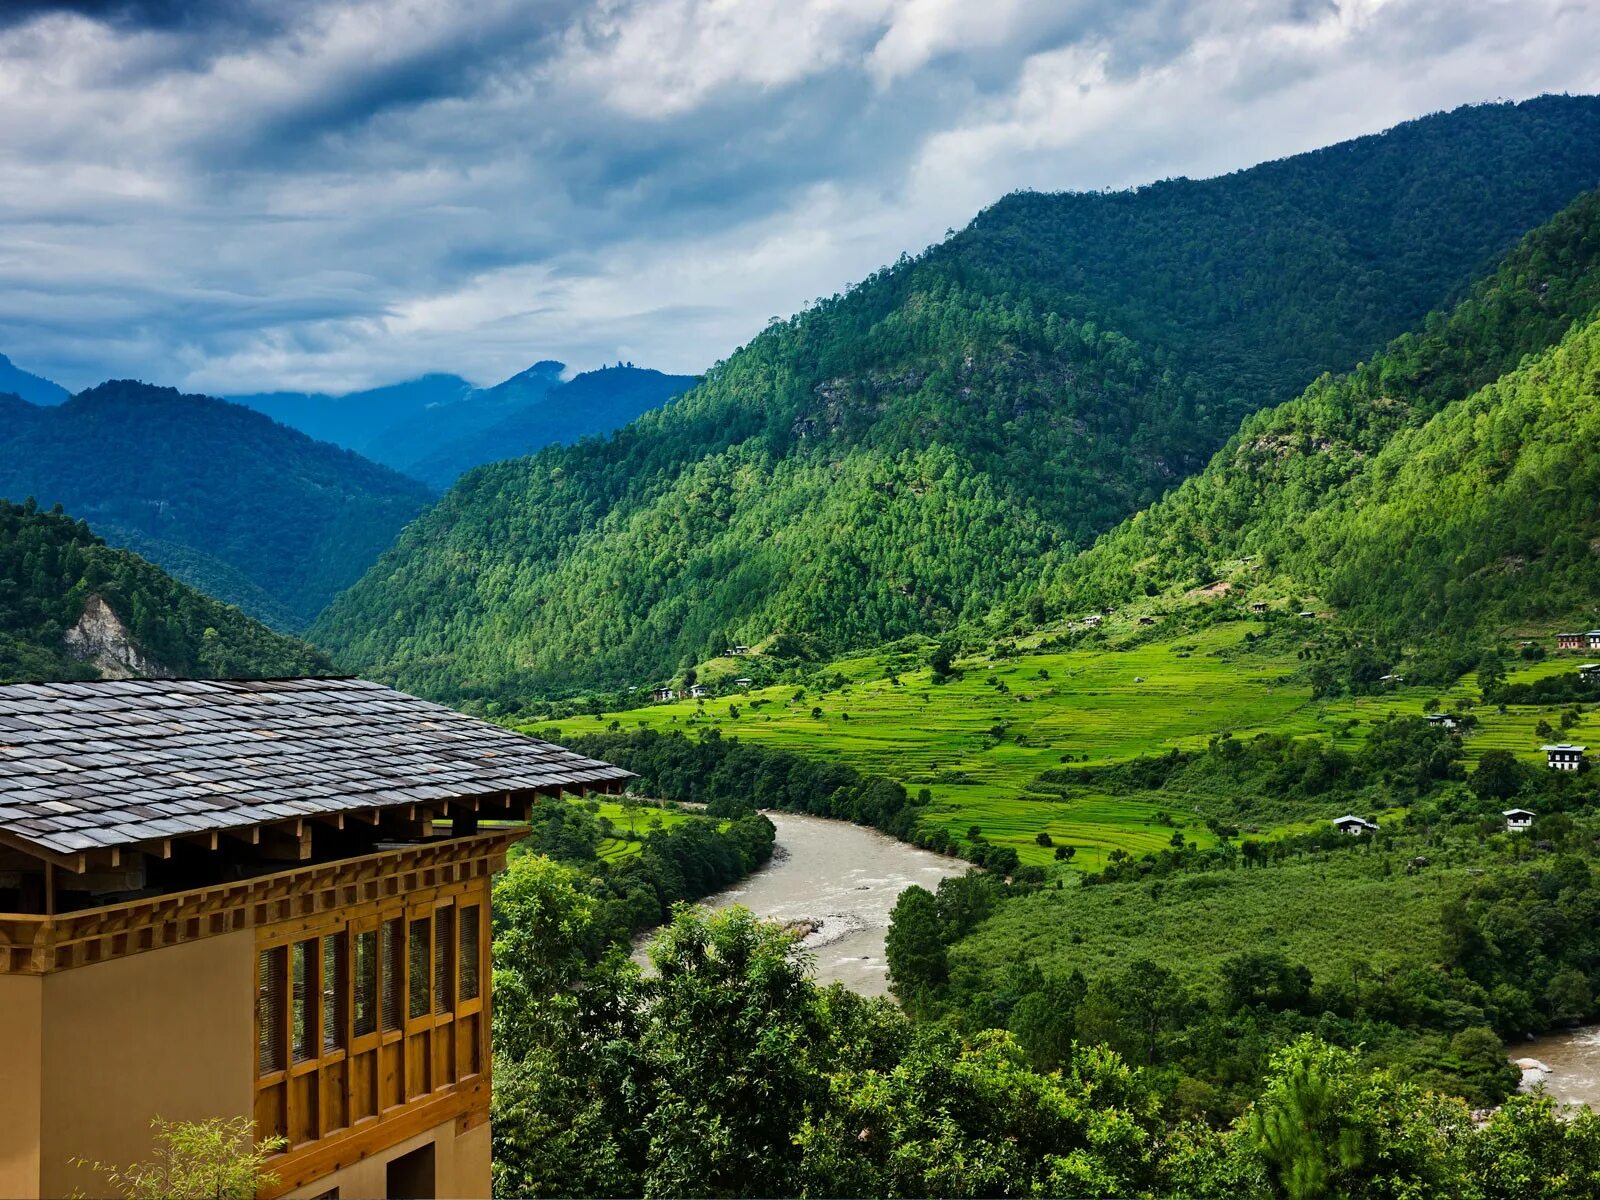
[313,96,1600,701]
[0,382,433,629]
[0,353,68,405]
[0,499,329,681]
[1051,187,1600,637]
[406,364,699,489]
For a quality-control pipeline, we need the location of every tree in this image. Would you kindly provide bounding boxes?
[1472,750,1525,802]
[1054,844,1076,862]
[1036,830,1054,847]
[886,886,948,999]
[72,1117,285,1200]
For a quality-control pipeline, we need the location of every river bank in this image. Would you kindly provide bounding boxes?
[668,810,967,997]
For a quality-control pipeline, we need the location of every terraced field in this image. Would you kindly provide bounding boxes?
[539,621,1598,870]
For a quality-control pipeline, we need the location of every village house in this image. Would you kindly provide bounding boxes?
[1424,713,1458,730]
[1557,632,1585,650]
[726,644,752,657]
[734,678,753,688]
[0,677,631,1200]
[689,684,709,700]
[1379,673,1405,685]
[1249,601,1268,614]
[1580,663,1600,683]
[652,686,677,703]
[1138,616,1155,626]
[1298,610,1316,619]
[1503,808,1536,832]
[1332,815,1379,836]
[1544,743,1587,771]
[1588,630,1600,651]
[1080,615,1103,628]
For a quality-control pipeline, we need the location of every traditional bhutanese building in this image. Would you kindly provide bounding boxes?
[0,677,631,1200]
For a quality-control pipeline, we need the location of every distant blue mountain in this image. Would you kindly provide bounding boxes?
[228,372,477,462]
[0,354,70,405]
[404,364,701,489]
[228,359,698,488]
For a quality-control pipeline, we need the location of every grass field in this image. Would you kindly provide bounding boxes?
[588,800,702,861]
[536,620,1597,870]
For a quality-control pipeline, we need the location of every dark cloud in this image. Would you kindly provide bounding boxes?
[0,0,1592,395]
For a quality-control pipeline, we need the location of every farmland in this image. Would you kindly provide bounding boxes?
[532,620,1598,870]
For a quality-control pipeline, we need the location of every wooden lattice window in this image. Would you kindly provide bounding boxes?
[408,917,430,1021]
[459,904,480,1002]
[434,906,455,1014]
[382,917,404,1032]
[291,939,315,1063]
[258,946,286,1074]
[322,932,347,1053]
[353,929,378,1038]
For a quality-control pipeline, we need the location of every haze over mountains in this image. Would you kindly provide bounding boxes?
[231,361,698,488]
[310,96,1600,702]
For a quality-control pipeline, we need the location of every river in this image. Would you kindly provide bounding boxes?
[1513,1027,1600,1109]
[663,811,967,997]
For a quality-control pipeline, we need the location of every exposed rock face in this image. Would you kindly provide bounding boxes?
[63,594,169,679]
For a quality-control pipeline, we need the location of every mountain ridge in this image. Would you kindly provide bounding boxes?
[312,95,1600,702]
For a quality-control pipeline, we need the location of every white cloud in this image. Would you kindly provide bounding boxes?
[0,0,1594,395]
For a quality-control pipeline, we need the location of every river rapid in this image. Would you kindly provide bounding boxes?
[1513,1027,1600,1109]
[656,811,967,997]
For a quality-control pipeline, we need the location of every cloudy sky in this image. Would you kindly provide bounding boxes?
[0,0,1596,395]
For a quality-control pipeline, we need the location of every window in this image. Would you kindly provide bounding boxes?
[408,917,430,1020]
[354,929,378,1038]
[434,907,454,1014]
[322,932,347,1052]
[291,939,315,1063]
[459,904,480,1002]
[382,918,404,1031]
[258,946,285,1074]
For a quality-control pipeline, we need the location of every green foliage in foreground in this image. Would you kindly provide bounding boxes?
[0,499,330,682]
[490,868,1600,1198]
[70,1117,286,1200]
[316,98,1600,699]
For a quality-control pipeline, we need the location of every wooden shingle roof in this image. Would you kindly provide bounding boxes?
[0,677,631,858]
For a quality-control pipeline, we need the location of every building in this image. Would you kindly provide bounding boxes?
[1580,663,1600,683]
[1298,610,1316,620]
[1081,615,1103,628]
[734,678,753,688]
[1503,808,1535,832]
[652,687,677,703]
[1249,602,1268,614]
[1137,616,1155,626]
[1424,713,1458,730]
[1589,630,1600,651]
[1557,632,1585,650]
[1332,815,1379,836]
[1544,743,1587,771]
[1379,673,1405,685]
[689,684,709,700]
[726,644,752,657]
[0,677,631,1200]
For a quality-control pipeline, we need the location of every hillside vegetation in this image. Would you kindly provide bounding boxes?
[0,499,330,681]
[1052,188,1600,635]
[314,96,1600,701]
[0,381,433,629]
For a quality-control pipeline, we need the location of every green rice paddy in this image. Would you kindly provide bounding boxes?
[540,621,1597,870]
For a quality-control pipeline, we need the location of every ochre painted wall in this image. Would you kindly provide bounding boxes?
[0,974,43,1197]
[38,930,256,1199]
[282,1115,492,1199]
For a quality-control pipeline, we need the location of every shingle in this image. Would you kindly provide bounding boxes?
[0,678,632,855]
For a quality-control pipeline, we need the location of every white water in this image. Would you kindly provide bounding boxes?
[654,811,967,997]
[1514,1026,1600,1108]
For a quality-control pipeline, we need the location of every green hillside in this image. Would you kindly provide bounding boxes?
[314,96,1600,701]
[0,499,330,681]
[1052,188,1600,639]
[0,381,434,629]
